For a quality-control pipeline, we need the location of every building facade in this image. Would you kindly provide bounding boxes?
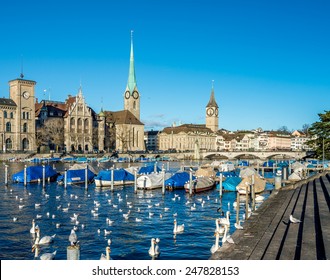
[0,77,36,152]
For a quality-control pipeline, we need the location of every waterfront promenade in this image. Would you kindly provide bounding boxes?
[210,171,330,260]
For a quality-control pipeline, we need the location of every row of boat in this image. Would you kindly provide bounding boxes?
[11,162,270,194]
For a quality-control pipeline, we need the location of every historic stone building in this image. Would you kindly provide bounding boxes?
[98,32,145,152]
[0,77,36,152]
[158,85,219,154]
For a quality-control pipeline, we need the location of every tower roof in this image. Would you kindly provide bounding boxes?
[206,83,218,108]
[127,30,137,94]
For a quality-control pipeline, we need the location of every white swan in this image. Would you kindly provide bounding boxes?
[234,220,244,230]
[215,218,225,234]
[35,228,56,245]
[148,238,160,257]
[100,246,111,260]
[173,219,184,234]
[210,231,220,254]
[222,225,234,244]
[32,244,57,260]
[219,211,230,226]
[30,219,36,234]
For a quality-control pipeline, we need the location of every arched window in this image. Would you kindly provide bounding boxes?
[5,138,12,150]
[6,122,11,132]
[22,138,29,150]
[4,111,7,118]
[70,117,75,132]
[77,118,82,133]
[84,119,89,133]
[23,123,28,133]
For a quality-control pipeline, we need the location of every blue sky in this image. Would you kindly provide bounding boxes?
[0,0,329,131]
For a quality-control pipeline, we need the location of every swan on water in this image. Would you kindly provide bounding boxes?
[210,231,221,254]
[100,246,112,260]
[32,245,57,260]
[148,238,160,257]
[215,218,225,234]
[173,219,184,234]
[219,211,230,226]
[222,225,234,244]
[30,219,36,234]
[35,228,56,245]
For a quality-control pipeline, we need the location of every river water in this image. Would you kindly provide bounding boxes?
[0,160,273,260]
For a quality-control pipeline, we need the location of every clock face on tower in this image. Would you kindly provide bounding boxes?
[22,91,30,99]
[125,91,130,99]
[207,108,214,116]
[132,91,139,99]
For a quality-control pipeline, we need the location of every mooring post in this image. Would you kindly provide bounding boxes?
[5,164,8,186]
[162,169,165,195]
[67,244,80,260]
[251,175,255,211]
[85,166,88,190]
[189,171,193,196]
[134,170,137,194]
[219,172,223,197]
[245,184,249,220]
[42,164,45,188]
[236,191,240,225]
[111,167,114,192]
[64,169,67,188]
[24,164,27,186]
[275,169,282,190]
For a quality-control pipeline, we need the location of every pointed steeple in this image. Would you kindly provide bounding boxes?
[207,80,218,108]
[127,30,137,93]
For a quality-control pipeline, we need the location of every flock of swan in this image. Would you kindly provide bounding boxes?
[6,178,271,260]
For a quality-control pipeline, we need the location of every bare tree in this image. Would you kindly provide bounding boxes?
[36,118,64,152]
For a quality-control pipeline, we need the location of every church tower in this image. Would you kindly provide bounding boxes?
[124,31,140,120]
[205,82,219,132]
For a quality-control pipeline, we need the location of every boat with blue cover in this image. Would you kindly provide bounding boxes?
[12,165,58,183]
[95,168,135,187]
[138,165,161,174]
[217,176,242,192]
[165,171,195,190]
[57,163,96,185]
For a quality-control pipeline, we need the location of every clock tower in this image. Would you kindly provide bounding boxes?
[205,82,219,132]
[9,77,36,151]
[124,31,141,121]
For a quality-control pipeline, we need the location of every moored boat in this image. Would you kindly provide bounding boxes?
[184,176,215,193]
[165,171,194,190]
[57,163,96,185]
[12,165,59,184]
[95,168,135,187]
[137,172,171,190]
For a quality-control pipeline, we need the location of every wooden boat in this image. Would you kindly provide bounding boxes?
[184,176,215,193]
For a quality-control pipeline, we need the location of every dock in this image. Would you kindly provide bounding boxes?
[210,171,330,260]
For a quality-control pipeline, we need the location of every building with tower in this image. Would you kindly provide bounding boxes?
[0,76,36,152]
[98,31,145,152]
[158,84,219,155]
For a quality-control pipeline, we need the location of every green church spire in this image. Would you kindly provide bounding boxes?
[127,30,137,93]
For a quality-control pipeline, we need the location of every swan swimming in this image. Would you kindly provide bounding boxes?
[219,211,230,226]
[215,218,225,234]
[35,228,56,245]
[100,246,112,260]
[173,219,184,234]
[210,231,221,254]
[32,245,57,260]
[30,219,36,234]
[148,238,160,257]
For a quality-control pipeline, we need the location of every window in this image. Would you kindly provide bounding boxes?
[4,111,7,118]
[5,138,12,150]
[22,112,25,119]
[10,112,13,118]
[22,138,29,150]
[6,122,11,132]
[23,123,28,133]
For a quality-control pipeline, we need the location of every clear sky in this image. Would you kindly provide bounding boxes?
[0,0,329,132]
